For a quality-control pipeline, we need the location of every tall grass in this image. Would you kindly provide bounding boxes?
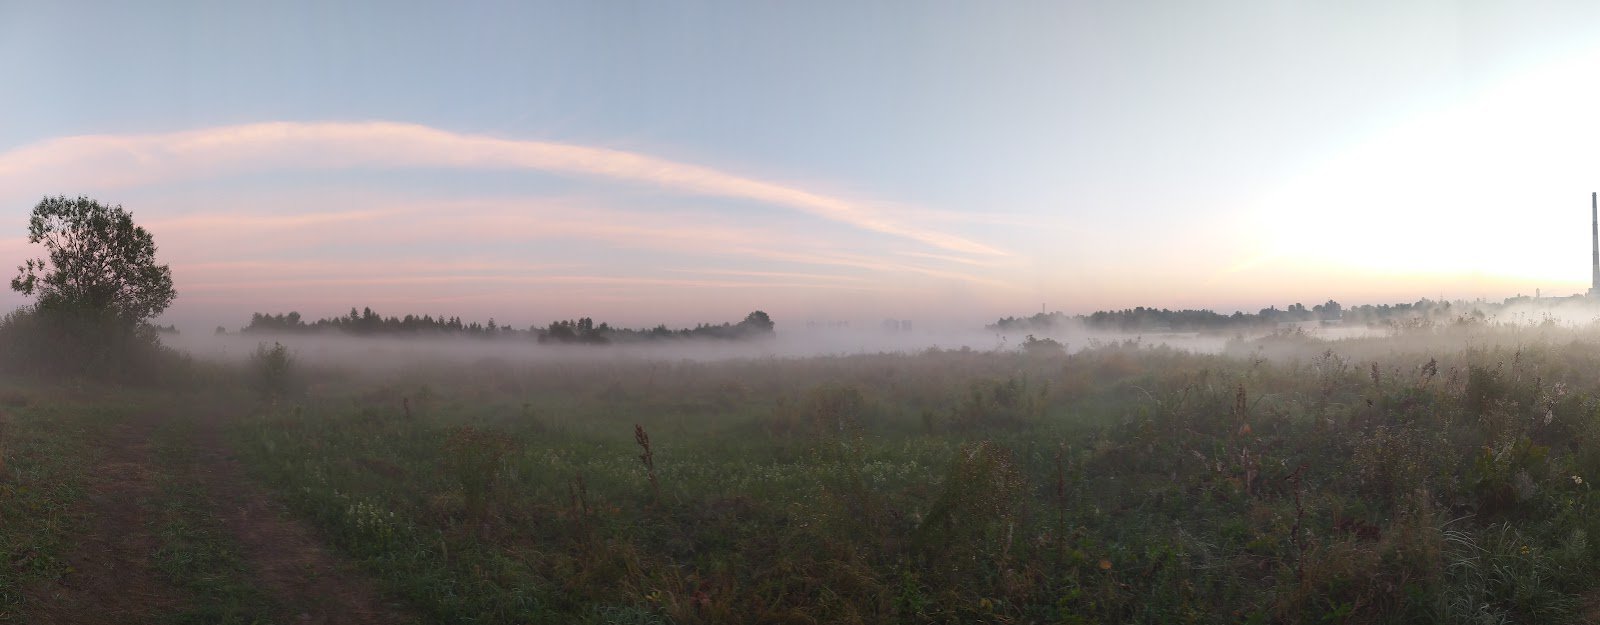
[226,326,1600,623]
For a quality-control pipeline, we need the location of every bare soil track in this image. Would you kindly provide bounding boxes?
[25,418,185,625]
[187,416,414,625]
[24,411,413,625]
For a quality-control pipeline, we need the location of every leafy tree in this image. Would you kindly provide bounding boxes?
[1313,299,1343,321]
[739,310,775,335]
[5,196,177,379]
[11,196,175,323]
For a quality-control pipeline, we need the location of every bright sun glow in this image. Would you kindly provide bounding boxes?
[1256,45,1600,290]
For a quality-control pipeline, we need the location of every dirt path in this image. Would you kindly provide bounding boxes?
[25,418,187,625]
[23,411,413,625]
[184,416,414,625]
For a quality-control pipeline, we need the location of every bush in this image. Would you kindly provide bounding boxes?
[250,341,296,399]
[441,426,515,520]
[948,377,1045,431]
[914,441,1026,572]
[1021,334,1066,355]
[769,384,869,441]
[0,305,181,383]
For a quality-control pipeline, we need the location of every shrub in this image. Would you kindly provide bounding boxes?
[948,377,1044,431]
[441,425,515,520]
[249,341,295,399]
[1021,334,1066,355]
[0,305,175,381]
[914,441,1026,569]
[768,384,868,440]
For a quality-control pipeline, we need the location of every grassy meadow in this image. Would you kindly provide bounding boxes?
[9,321,1600,623]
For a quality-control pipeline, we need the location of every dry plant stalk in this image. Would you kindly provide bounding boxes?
[569,472,592,540]
[635,423,660,501]
[1233,385,1252,436]
[1054,442,1068,543]
[1287,463,1308,583]
[569,472,590,517]
[1417,358,1438,388]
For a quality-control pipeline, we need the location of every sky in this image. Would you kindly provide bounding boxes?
[6,1,1600,330]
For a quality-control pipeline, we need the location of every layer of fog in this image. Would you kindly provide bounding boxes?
[164,298,1600,371]
[170,326,1026,369]
[164,321,1358,370]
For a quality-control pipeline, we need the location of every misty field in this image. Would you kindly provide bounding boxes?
[8,323,1600,623]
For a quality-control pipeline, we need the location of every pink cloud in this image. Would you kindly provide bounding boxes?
[182,275,874,291]
[0,121,1008,258]
[134,194,1013,287]
[0,186,1019,329]
[146,209,399,232]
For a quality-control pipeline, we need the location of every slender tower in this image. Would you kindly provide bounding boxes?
[1580,191,1593,297]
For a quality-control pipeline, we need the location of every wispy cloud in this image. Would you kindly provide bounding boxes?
[0,121,1008,257]
[147,209,399,232]
[895,250,1016,268]
[183,274,875,292]
[662,268,871,282]
[147,200,827,265]
[727,247,1015,288]
[138,196,1015,289]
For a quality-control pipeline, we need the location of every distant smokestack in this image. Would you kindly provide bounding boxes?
[1592,192,1598,296]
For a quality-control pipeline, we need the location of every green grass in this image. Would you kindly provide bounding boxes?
[147,416,284,625]
[219,326,1600,624]
[0,382,288,624]
[0,384,102,623]
[12,321,1600,623]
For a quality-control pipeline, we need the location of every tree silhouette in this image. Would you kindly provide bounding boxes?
[4,196,177,378]
[11,196,175,324]
[739,310,775,336]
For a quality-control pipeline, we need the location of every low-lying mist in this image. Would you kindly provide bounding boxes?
[168,321,1354,371]
[165,296,1600,373]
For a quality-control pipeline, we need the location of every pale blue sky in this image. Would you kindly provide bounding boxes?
[5,1,1600,328]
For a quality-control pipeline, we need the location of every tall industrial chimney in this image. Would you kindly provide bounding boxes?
[1580,191,1593,297]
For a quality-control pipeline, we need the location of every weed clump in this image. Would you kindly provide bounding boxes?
[914,441,1025,570]
[948,377,1044,431]
[441,425,515,520]
[768,383,868,439]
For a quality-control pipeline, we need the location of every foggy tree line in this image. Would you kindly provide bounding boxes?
[241,308,499,336]
[238,307,777,343]
[535,314,778,344]
[990,299,1466,333]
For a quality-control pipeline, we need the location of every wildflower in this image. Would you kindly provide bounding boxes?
[1098,559,1112,570]
[1574,475,1584,486]
[1520,545,1531,555]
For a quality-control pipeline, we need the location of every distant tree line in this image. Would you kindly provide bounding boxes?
[239,307,776,343]
[990,299,1465,333]
[538,313,777,344]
